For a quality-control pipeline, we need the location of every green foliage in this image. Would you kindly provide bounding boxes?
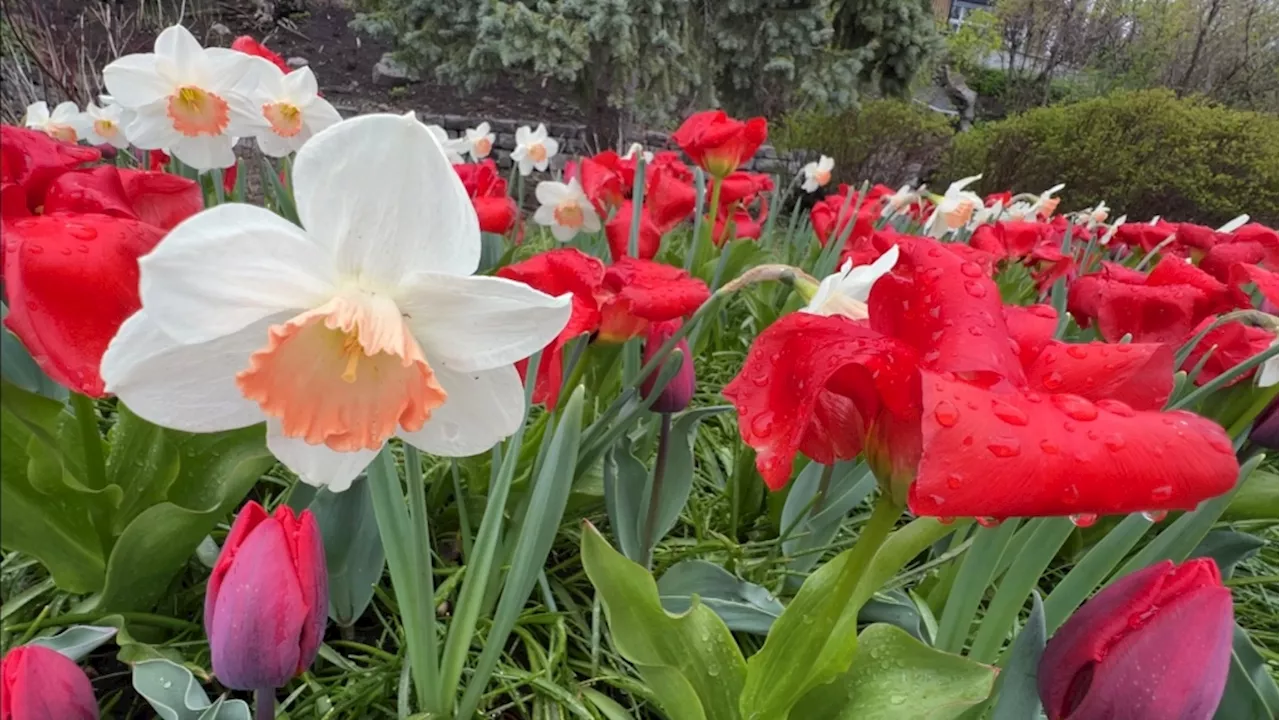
[774,100,955,187]
[351,0,939,125]
[941,90,1280,226]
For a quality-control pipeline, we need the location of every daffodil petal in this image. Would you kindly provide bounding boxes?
[398,364,524,457]
[398,272,572,372]
[139,203,337,344]
[266,423,378,491]
[102,310,274,432]
[291,114,481,284]
[102,54,170,107]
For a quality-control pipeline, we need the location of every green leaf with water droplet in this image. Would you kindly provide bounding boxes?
[788,624,996,720]
[582,521,746,720]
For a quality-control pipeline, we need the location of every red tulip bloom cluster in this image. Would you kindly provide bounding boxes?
[724,232,1238,520]
[206,501,327,692]
[455,159,518,235]
[497,248,709,408]
[1039,558,1233,720]
[671,110,767,179]
[1,126,202,396]
[0,644,98,719]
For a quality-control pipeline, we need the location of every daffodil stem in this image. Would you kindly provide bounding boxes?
[254,689,275,720]
[640,413,673,568]
[1228,385,1279,439]
[403,447,441,710]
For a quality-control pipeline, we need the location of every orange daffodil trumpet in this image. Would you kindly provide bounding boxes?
[245,62,342,157]
[102,25,264,170]
[533,178,601,242]
[100,114,573,491]
[512,124,559,176]
[801,155,834,193]
[24,101,82,143]
[924,174,984,237]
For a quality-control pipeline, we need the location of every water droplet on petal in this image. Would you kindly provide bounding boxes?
[1142,510,1168,522]
[1207,435,1233,454]
[962,435,974,446]
[1029,305,1057,319]
[1115,344,1132,353]
[1052,393,1099,421]
[1097,399,1135,417]
[1150,485,1173,502]
[27,244,43,254]
[1103,434,1126,452]
[64,222,97,240]
[927,246,943,258]
[1040,439,1060,454]
[937,516,955,525]
[987,437,1021,458]
[1061,484,1080,504]
[1086,429,1100,441]
[1069,513,1098,528]
[960,262,983,278]
[1066,345,1089,359]
[991,399,1029,426]
[1025,392,1043,404]
[1042,371,1064,390]
[59,247,72,255]
[946,474,963,489]
[934,400,959,427]
[963,279,988,298]
[924,267,944,281]
[750,411,775,436]
[976,516,1002,528]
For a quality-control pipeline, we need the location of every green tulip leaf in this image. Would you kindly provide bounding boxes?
[0,307,67,401]
[604,434,648,564]
[781,461,875,583]
[582,521,746,720]
[1214,623,1280,720]
[1221,464,1278,521]
[306,476,385,627]
[195,696,252,720]
[991,592,1046,720]
[858,589,937,646]
[789,624,996,720]
[29,625,117,662]
[658,559,783,635]
[1190,530,1267,580]
[133,659,251,720]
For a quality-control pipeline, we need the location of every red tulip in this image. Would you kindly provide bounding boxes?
[724,234,1238,519]
[1228,262,1279,308]
[144,149,170,172]
[1112,220,1176,252]
[642,319,695,413]
[0,126,100,215]
[1068,256,1238,344]
[810,185,883,247]
[41,167,202,231]
[1039,559,1233,720]
[455,160,517,234]
[712,206,763,246]
[670,110,767,179]
[497,249,709,407]
[605,200,662,261]
[231,35,290,74]
[0,645,98,720]
[3,214,166,396]
[573,152,627,213]
[205,501,327,691]
[1180,317,1275,386]
[646,164,697,234]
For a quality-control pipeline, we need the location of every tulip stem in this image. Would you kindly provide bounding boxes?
[253,689,274,720]
[70,393,114,558]
[812,463,835,517]
[1227,385,1278,439]
[640,413,674,568]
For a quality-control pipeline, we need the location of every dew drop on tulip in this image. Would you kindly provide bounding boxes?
[937,516,956,525]
[987,437,1021,458]
[1039,439,1060,455]
[1103,434,1126,452]
[1069,513,1098,528]
[976,516,1002,528]
[750,411,775,436]
[933,400,960,427]
[1042,370,1064,389]
[1207,435,1234,454]
[1096,399,1135,417]
[1149,485,1173,502]
[1061,484,1080,505]
[1066,345,1089,359]
[963,279,988,298]
[946,474,963,489]
[991,399,1029,426]
[1052,393,1099,421]
[960,262,984,278]
[1142,510,1168,522]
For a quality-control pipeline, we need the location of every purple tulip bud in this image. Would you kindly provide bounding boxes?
[94,144,118,160]
[205,501,327,692]
[1039,558,1233,720]
[642,319,695,413]
[0,644,98,719]
[1250,398,1277,450]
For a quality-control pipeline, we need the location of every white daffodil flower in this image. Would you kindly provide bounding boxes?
[532,178,602,242]
[924,175,984,237]
[103,24,264,169]
[881,184,923,219]
[1032,183,1066,218]
[802,245,900,319]
[801,155,835,193]
[512,124,558,176]
[623,143,653,164]
[25,101,81,143]
[101,114,573,491]
[1086,201,1109,226]
[245,64,342,157]
[1218,215,1250,233]
[1099,215,1127,245]
[79,101,131,148]
[464,122,496,161]
[424,124,468,164]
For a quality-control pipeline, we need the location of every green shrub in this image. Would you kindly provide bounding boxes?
[940,89,1279,226]
[774,99,955,187]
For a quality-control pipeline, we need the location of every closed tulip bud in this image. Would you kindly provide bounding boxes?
[0,644,98,720]
[642,319,695,414]
[1250,398,1277,450]
[205,501,327,692]
[1038,558,1233,720]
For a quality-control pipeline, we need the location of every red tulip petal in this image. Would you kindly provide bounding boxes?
[231,35,290,74]
[723,313,920,489]
[1004,304,1059,369]
[205,501,270,632]
[647,165,696,233]
[43,166,140,220]
[1068,276,1206,344]
[3,214,166,396]
[1232,223,1279,269]
[1180,317,1275,387]
[605,201,662,261]
[0,645,98,720]
[869,236,1024,386]
[597,257,709,341]
[117,169,203,230]
[1027,341,1174,410]
[276,507,327,674]
[472,196,517,234]
[908,372,1238,518]
[1228,262,1280,307]
[0,126,101,211]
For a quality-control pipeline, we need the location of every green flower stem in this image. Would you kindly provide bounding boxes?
[3,611,199,634]
[70,393,114,558]
[627,156,647,258]
[403,447,441,712]
[639,413,674,569]
[1171,344,1278,410]
[853,517,971,611]
[703,176,724,253]
[254,689,275,720]
[1228,385,1279,439]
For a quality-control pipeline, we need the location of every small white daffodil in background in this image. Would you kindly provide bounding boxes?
[103,24,263,169]
[532,178,601,242]
[802,245,899,320]
[25,101,81,143]
[245,63,342,157]
[1086,201,1109,226]
[465,122,495,161]
[1099,215,1127,245]
[512,124,558,176]
[79,101,131,148]
[924,175,983,237]
[623,143,653,164]
[801,155,834,193]
[1032,183,1066,218]
[881,184,923,219]
[424,124,468,164]
[101,113,573,491]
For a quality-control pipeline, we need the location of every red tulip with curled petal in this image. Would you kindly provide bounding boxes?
[646,164,697,234]
[231,35,290,74]
[0,126,100,215]
[1180,317,1276,386]
[724,233,1239,518]
[3,214,166,397]
[454,160,517,234]
[1038,558,1232,720]
[605,200,662,261]
[671,110,767,179]
[1112,221,1176,252]
[0,644,98,719]
[1068,256,1237,344]
[41,166,202,231]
